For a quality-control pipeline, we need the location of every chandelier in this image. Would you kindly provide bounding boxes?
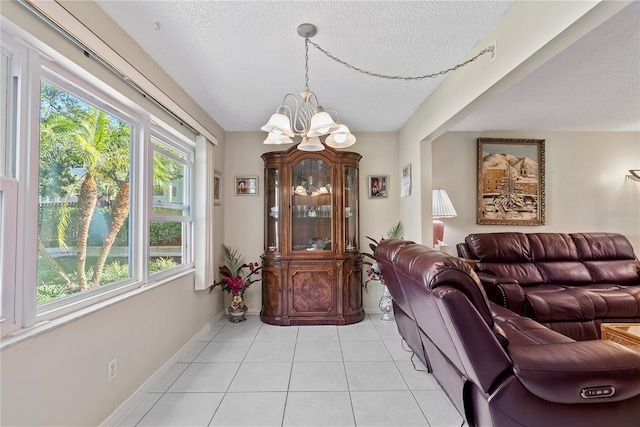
[262,23,495,151]
[261,23,354,151]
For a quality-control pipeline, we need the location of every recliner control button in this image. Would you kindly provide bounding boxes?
[580,386,615,399]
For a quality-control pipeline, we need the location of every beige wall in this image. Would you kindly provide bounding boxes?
[432,131,640,253]
[223,131,400,313]
[2,1,638,426]
[0,274,220,426]
[1,2,227,426]
[397,1,631,244]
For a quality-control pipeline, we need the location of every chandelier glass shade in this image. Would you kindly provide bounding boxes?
[261,24,355,151]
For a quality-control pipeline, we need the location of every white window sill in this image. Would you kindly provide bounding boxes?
[0,270,194,351]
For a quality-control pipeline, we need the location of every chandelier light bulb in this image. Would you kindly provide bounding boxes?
[325,131,356,148]
[333,133,347,143]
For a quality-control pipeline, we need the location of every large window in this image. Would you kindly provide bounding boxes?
[37,79,133,306]
[1,31,197,338]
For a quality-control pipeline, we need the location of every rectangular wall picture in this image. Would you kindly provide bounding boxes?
[368,175,389,198]
[235,176,258,195]
[477,138,545,225]
[401,164,411,198]
[213,170,222,205]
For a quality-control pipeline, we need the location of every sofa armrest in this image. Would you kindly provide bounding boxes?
[476,273,526,315]
[510,340,640,404]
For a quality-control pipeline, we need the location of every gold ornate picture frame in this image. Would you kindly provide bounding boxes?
[477,138,545,225]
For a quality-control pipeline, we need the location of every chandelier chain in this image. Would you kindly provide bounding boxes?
[306,39,493,81]
[304,38,310,91]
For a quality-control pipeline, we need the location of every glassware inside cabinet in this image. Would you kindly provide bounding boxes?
[291,158,332,251]
[344,165,358,251]
[265,167,279,252]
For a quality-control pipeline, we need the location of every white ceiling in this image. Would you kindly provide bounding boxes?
[96,1,639,134]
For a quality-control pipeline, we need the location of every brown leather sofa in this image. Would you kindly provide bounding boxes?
[376,239,640,427]
[456,232,640,340]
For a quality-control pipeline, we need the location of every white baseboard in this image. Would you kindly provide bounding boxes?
[100,310,226,426]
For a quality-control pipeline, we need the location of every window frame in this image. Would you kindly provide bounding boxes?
[0,29,199,338]
[1,35,28,337]
[147,130,195,281]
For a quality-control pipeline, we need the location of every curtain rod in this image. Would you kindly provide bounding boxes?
[19,0,217,143]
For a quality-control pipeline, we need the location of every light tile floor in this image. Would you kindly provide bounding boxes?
[115,314,463,427]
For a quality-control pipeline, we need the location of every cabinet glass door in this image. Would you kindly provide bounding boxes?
[265,167,279,251]
[344,165,358,251]
[291,158,332,251]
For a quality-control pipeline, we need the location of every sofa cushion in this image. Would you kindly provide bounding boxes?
[527,233,593,284]
[535,261,593,284]
[577,284,640,318]
[466,233,546,285]
[476,262,543,286]
[527,233,579,261]
[571,232,637,260]
[583,260,640,285]
[523,285,596,321]
[571,232,640,285]
[466,232,531,262]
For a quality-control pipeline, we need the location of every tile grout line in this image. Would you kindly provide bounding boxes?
[279,326,300,427]
[135,323,224,426]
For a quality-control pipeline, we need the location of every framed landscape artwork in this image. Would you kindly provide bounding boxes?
[477,138,545,225]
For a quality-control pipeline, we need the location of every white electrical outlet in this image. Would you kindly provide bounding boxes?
[489,40,498,64]
[107,357,118,383]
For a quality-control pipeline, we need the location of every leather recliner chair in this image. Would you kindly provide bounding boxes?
[376,239,640,427]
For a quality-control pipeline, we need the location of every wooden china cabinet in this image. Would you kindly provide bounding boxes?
[260,145,364,325]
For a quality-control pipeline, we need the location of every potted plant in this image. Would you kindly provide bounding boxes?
[362,221,404,288]
[210,244,262,322]
[362,221,404,323]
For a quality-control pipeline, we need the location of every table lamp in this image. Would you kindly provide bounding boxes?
[432,189,457,246]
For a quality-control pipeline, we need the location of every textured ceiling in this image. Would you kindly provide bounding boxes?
[451,0,640,132]
[96,1,639,133]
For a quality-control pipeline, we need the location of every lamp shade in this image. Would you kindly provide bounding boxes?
[325,123,356,148]
[307,107,340,137]
[432,189,457,218]
[297,136,325,151]
[261,106,295,137]
[263,132,293,145]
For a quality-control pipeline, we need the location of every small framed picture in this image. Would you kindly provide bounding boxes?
[401,163,412,198]
[235,176,258,195]
[368,175,389,199]
[213,170,222,205]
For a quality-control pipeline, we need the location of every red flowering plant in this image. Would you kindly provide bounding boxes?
[362,221,404,290]
[209,244,262,311]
